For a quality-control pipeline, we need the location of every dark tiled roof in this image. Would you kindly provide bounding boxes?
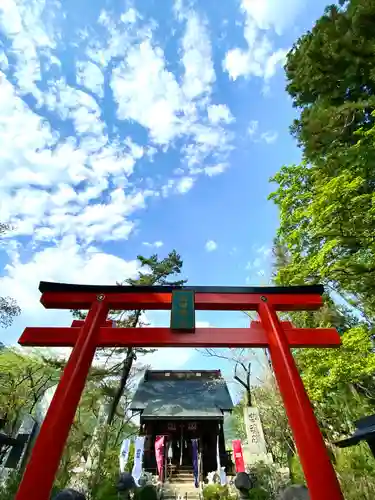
[130,370,233,420]
[335,414,375,448]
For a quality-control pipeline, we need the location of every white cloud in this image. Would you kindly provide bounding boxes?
[112,40,184,146]
[0,236,140,343]
[257,245,272,257]
[242,0,304,35]
[0,70,153,245]
[77,60,104,98]
[245,243,273,285]
[176,176,194,194]
[120,8,138,24]
[246,121,278,144]
[142,241,164,248]
[260,130,278,144]
[144,348,194,369]
[223,0,290,82]
[0,0,237,310]
[205,240,217,252]
[245,257,262,270]
[207,104,234,125]
[0,239,194,370]
[248,120,259,136]
[0,52,8,71]
[110,9,233,175]
[181,12,215,101]
[0,0,59,105]
[264,48,288,79]
[204,164,228,176]
[1,236,139,313]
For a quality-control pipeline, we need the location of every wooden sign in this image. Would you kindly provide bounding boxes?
[170,290,195,332]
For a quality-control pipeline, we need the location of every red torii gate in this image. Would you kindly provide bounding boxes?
[15,282,344,500]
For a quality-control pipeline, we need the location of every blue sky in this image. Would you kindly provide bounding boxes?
[0,0,330,392]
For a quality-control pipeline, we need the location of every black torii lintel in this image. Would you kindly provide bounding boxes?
[38,281,325,295]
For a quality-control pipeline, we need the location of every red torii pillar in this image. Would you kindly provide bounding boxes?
[16,282,344,500]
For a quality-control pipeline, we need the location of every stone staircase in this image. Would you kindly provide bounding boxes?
[163,466,200,500]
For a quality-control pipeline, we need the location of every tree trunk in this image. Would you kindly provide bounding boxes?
[105,309,141,425]
[106,347,135,425]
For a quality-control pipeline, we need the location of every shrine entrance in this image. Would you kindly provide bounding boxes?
[15,282,344,500]
[135,369,230,480]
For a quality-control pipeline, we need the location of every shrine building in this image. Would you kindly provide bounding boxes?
[130,369,234,480]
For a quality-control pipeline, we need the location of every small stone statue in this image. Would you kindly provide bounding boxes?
[207,471,219,484]
[234,472,253,500]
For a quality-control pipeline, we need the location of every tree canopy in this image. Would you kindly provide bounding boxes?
[285,0,375,161]
[261,0,375,496]
[270,0,375,320]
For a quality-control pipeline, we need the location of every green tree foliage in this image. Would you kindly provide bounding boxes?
[0,348,59,435]
[267,1,375,496]
[273,0,375,318]
[231,373,294,469]
[0,297,21,328]
[0,223,21,328]
[0,250,185,497]
[269,135,375,318]
[0,348,60,472]
[285,0,375,162]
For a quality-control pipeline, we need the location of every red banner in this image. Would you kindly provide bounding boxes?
[155,435,166,480]
[232,439,245,472]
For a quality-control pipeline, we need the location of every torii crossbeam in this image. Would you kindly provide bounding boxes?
[16,282,344,500]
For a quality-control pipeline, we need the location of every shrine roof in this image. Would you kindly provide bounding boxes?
[335,414,375,448]
[39,281,324,295]
[130,370,233,420]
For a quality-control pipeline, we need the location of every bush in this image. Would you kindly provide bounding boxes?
[289,455,305,486]
[248,487,270,500]
[0,472,22,500]
[92,480,118,500]
[134,484,159,500]
[203,484,236,500]
[248,462,290,498]
[335,444,375,500]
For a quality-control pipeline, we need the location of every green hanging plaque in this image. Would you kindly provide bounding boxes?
[170,290,195,332]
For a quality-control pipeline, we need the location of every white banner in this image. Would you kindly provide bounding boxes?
[119,438,131,473]
[216,434,221,471]
[217,433,227,485]
[219,467,227,485]
[132,436,145,486]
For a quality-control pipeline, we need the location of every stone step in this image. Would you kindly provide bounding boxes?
[170,479,194,482]
[163,493,199,500]
[164,483,199,491]
[164,488,199,495]
[171,475,194,481]
[164,494,200,497]
[163,492,200,499]
[164,486,199,494]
